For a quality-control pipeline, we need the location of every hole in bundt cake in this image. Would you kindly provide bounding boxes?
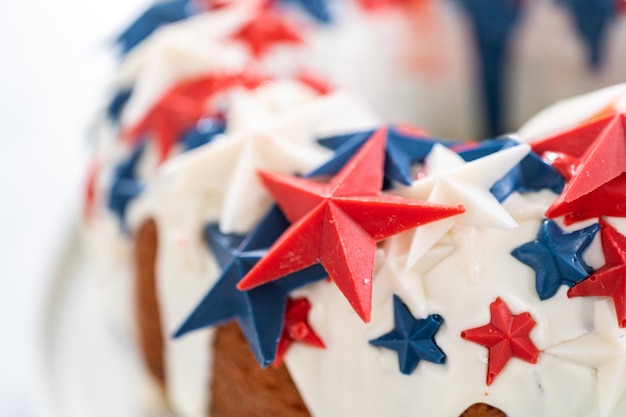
[460,403,506,417]
[134,218,167,387]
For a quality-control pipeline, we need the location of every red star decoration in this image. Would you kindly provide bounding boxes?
[236,127,465,322]
[83,159,100,222]
[124,71,266,163]
[461,298,539,386]
[296,71,334,96]
[273,297,325,367]
[531,113,626,224]
[231,7,303,58]
[569,220,626,327]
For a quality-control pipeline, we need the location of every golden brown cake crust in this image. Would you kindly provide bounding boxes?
[460,403,506,417]
[134,218,167,387]
[210,322,312,417]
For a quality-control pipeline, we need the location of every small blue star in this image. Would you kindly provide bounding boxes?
[557,0,616,69]
[511,219,600,301]
[106,88,133,124]
[315,126,453,186]
[116,0,200,54]
[458,137,564,202]
[279,0,333,23]
[107,143,146,232]
[180,117,226,152]
[174,206,327,366]
[369,295,446,375]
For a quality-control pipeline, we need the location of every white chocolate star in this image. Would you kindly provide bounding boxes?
[394,143,530,269]
[548,300,626,417]
[374,231,454,319]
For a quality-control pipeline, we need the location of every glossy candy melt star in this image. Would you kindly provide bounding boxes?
[236,128,464,322]
[369,295,446,375]
[532,113,626,224]
[512,219,599,300]
[461,297,539,386]
[174,220,326,366]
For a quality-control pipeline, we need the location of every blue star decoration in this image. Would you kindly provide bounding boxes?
[458,0,525,136]
[557,0,617,69]
[458,137,564,202]
[116,0,203,54]
[173,206,327,367]
[511,219,600,301]
[180,117,226,152]
[369,295,446,375]
[107,142,146,232]
[316,125,453,186]
[279,0,333,23]
[106,88,133,124]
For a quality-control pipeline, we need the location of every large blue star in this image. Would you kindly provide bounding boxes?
[458,137,564,202]
[279,0,333,23]
[174,206,327,366]
[369,295,446,375]
[316,125,453,186]
[116,0,200,54]
[459,0,525,136]
[511,219,600,301]
[557,0,616,69]
[180,117,226,152]
[107,142,146,232]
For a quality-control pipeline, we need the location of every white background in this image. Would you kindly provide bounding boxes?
[0,1,148,415]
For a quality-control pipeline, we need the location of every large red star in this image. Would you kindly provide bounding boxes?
[531,113,626,223]
[461,298,539,386]
[125,71,266,162]
[237,128,464,322]
[273,297,325,367]
[231,7,303,58]
[569,220,626,327]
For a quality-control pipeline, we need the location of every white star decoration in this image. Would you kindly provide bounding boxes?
[394,143,530,269]
[548,300,626,417]
[374,231,454,318]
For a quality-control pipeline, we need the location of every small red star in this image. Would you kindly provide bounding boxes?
[125,71,266,162]
[83,159,99,222]
[237,127,465,322]
[569,220,626,327]
[461,298,539,386]
[273,297,325,367]
[531,113,626,223]
[231,7,303,58]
